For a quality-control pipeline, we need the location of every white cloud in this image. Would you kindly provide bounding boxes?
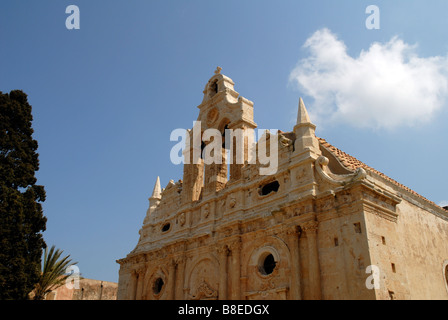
[438,200,448,208]
[290,28,448,129]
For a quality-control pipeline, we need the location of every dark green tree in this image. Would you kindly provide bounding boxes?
[0,90,47,299]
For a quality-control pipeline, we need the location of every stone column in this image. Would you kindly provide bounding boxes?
[181,126,204,203]
[286,225,302,300]
[130,270,138,300]
[302,220,321,300]
[218,244,229,300]
[229,240,241,300]
[135,267,146,300]
[175,256,186,300]
[168,259,176,300]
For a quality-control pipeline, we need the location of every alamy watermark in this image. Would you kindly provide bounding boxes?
[365,264,381,289]
[66,5,80,30]
[365,5,380,30]
[170,121,279,175]
[65,265,80,289]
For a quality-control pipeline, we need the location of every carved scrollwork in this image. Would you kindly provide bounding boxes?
[315,156,366,186]
[189,279,218,300]
[278,133,293,148]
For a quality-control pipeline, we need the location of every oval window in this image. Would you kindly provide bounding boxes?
[153,277,164,295]
[259,253,276,275]
[161,223,171,232]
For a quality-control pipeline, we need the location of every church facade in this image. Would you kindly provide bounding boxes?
[116,68,448,300]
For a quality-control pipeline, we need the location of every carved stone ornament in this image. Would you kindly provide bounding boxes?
[260,279,276,291]
[285,225,301,237]
[203,204,210,218]
[207,108,219,126]
[278,133,293,147]
[296,167,307,182]
[217,244,229,256]
[301,220,319,234]
[229,239,242,252]
[178,212,186,226]
[315,156,366,185]
[189,279,218,300]
[229,197,236,208]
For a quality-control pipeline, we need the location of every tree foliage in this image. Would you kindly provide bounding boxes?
[0,90,47,299]
[32,245,77,300]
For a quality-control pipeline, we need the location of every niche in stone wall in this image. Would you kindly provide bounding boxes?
[259,180,280,196]
[153,277,164,295]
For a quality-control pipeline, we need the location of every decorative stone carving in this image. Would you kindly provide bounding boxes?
[217,244,229,256]
[301,220,319,234]
[189,279,218,300]
[207,108,219,126]
[229,197,236,208]
[178,212,186,226]
[317,197,334,212]
[315,156,366,185]
[203,204,210,218]
[278,133,293,147]
[165,180,175,190]
[260,279,276,291]
[285,225,301,238]
[337,191,352,205]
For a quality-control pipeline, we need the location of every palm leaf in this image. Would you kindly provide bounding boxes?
[32,245,78,300]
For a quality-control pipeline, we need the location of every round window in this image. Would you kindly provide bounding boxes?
[153,277,164,295]
[259,253,276,275]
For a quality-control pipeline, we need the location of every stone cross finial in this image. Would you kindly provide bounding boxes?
[214,66,222,74]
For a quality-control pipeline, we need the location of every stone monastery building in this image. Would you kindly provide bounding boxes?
[117,68,448,300]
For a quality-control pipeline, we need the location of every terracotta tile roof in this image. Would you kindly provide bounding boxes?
[316,137,441,209]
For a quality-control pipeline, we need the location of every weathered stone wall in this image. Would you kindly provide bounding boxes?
[45,278,118,300]
[365,184,448,299]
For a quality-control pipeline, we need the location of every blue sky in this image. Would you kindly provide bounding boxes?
[1,1,447,283]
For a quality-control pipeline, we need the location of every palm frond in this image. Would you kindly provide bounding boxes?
[32,245,78,300]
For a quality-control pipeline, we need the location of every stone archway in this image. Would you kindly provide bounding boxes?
[186,257,219,300]
[243,236,291,300]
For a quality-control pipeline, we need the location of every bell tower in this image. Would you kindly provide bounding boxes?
[181,67,257,203]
